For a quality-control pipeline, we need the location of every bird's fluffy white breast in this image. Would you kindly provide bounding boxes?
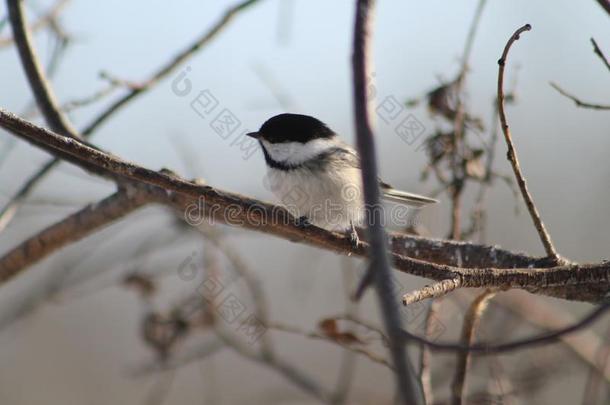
[265,163,363,230]
[260,138,338,165]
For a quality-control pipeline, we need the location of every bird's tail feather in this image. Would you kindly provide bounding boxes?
[381,188,438,207]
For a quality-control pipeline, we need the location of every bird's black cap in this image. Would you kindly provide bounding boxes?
[247,113,336,144]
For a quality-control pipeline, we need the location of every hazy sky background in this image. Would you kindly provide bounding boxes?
[0,1,609,403]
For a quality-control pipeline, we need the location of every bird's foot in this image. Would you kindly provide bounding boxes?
[347,221,360,249]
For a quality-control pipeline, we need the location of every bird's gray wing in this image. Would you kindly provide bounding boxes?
[320,141,437,207]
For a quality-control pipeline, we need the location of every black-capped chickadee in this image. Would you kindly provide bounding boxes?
[247,113,437,244]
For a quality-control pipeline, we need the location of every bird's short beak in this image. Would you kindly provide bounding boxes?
[246,131,261,139]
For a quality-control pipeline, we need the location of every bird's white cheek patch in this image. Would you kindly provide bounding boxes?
[261,139,336,165]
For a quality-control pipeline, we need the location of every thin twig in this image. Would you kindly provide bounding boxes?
[419,299,442,405]
[1,0,105,231]
[468,90,505,243]
[400,302,610,354]
[581,322,610,404]
[591,37,610,71]
[61,82,122,112]
[80,0,263,136]
[196,226,274,356]
[268,322,393,370]
[550,82,610,110]
[6,0,78,137]
[451,290,496,404]
[338,306,610,356]
[0,0,70,48]
[214,327,333,402]
[402,277,462,305]
[351,1,423,402]
[0,0,264,232]
[331,259,360,404]
[132,337,224,376]
[331,314,390,345]
[449,0,487,240]
[493,292,610,384]
[497,24,560,262]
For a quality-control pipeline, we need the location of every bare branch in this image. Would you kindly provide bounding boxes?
[351,1,423,402]
[449,0,487,240]
[581,322,610,404]
[60,81,121,113]
[0,0,264,232]
[0,187,150,283]
[403,277,462,305]
[591,37,610,71]
[1,0,109,231]
[400,302,609,354]
[6,0,78,137]
[493,293,610,384]
[215,327,333,402]
[331,262,360,405]
[550,82,610,110]
[419,299,442,405]
[0,0,70,48]
[2,109,610,303]
[451,290,496,404]
[268,322,393,370]
[196,226,274,356]
[80,0,264,136]
[497,24,560,261]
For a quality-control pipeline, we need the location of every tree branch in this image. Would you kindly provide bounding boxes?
[215,327,333,402]
[268,322,393,370]
[0,0,70,48]
[400,302,609,354]
[351,1,423,403]
[493,292,610,384]
[451,290,496,404]
[1,108,610,303]
[497,24,560,262]
[419,300,441,404]
[449,0,487,240]
[6,0,78,137]
[402,278,462,306]
[550,82,610,110]
[79,0,264,136]
[0,0,264,232]
[0,187,150,283]
[591,38,610,71]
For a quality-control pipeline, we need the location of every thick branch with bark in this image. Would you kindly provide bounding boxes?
[0,186,150,283]
[1,109,610,302]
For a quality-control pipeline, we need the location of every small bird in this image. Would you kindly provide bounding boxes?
[247,113,437,244]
